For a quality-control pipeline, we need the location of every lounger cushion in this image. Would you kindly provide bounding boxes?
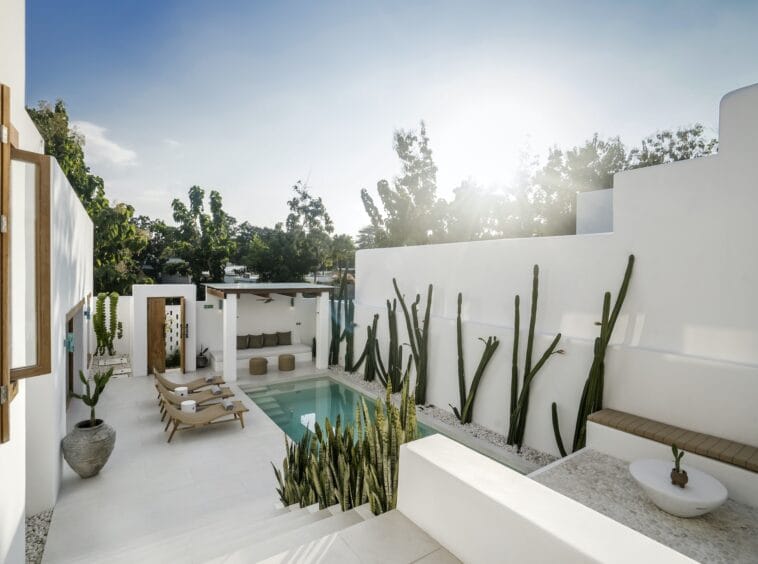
[277,331,292,346]
[237,335,249,349]
[263,333,278,347]
[249,334,264,348]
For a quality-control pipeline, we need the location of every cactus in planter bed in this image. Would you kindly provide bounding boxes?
[506,265,564,451]
[329,269,349,366]
[352,314,380,381]
[451,293,500,424]
[551,254,635,455]
[343,293,357,371]
[393,279,433,405]
[93,292,123,356]
[375,299,406,391]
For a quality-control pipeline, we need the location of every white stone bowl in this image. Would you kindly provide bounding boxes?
[629,459,727,518]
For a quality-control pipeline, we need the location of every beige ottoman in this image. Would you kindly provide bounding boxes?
[249,357,267,375]
[278,354,295,372]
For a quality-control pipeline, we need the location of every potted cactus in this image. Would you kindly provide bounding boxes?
[93,292,123,357]
[61,369,116,478]
[196,345,209,368]
[670,444,688,488]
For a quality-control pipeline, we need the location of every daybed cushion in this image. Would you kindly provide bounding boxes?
[249,334,263,348]
[236,335,249,349]
[263,333,278,347]
[277,331,292,346]
[212,343,311,363]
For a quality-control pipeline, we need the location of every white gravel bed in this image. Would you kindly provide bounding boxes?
[25,509,53,564]
[329,366,557,470]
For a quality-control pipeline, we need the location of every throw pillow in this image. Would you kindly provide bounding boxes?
[263,333,278,347]
[249,334,264,348]
[236,335,249,349]
[277,331,292,346]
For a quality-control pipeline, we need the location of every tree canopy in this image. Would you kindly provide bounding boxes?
[360,123,718,246]
[28,100,149,294]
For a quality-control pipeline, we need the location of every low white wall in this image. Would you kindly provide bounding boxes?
[355,84,758,457]
[576,188,613,234]
[130,285,196,377]
[397,435,694,563]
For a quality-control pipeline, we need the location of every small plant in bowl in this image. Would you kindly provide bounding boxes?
[670,444,688,488]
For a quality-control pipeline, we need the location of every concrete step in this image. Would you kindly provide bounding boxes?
[187,507,333,562]
[56,497,286,564]
[205,509,365,563]
[256,510,461,564]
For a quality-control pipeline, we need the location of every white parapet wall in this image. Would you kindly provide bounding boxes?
[355,83,758,458]
[576,188,613,234]
[397,435,695,563]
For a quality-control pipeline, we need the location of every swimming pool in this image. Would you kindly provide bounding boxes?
[246,377,435,443]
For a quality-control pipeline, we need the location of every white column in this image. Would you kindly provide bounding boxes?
[222,293,238,382]
[315,291,330,369]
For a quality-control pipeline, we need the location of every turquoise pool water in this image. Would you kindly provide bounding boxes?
[246,377,436,443]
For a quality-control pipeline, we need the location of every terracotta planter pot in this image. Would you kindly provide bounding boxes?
[670,468,688,488]
[61,419,116,479]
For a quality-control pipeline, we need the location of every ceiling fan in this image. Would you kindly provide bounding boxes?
[256,297,274,303]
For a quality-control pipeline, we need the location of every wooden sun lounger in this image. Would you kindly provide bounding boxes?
[156,382,235,427]
[163,400,249,443]
[153,369,225,394]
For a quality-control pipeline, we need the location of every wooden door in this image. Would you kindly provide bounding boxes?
[147,298,166,374]
[179,297,186,373]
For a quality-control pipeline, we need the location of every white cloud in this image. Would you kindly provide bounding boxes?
[71,120,138,166]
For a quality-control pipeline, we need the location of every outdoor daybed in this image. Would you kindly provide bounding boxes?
[210,331,311,372]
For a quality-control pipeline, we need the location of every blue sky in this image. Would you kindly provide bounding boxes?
[27,0,758,235]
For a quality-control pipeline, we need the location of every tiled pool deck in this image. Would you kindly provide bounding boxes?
[531,449,758,563]
[43,371,290,563]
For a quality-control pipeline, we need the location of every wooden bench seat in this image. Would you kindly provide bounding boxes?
[588,409,758,473]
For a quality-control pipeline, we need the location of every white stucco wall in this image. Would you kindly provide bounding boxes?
[1,1,61,560]
[25,160,94,516]
[130,285,197,377]
[356,83,758,457]
[576,188,613,234]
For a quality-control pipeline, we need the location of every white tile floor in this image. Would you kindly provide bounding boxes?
[43,371,294,563]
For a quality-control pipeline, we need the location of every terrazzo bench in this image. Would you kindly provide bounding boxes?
[588,409,758,473]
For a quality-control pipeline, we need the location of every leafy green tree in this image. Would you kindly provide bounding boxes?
[330,233,356,268]
[286,181,334,279]
[252,226,314,282]
[169,186,235,286]
[28,100,148,294]
[356,225,382,249]
[532,135,627,235]
[628,124,718,168]
[132,215,179,282]
[361,122,446,247]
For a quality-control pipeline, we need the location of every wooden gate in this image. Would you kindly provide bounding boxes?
[147,298,166,373]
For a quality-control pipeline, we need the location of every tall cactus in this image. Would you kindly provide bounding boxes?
[507,265,563,450]
[93,292,122,356]
[343,294,356,371]
[393,279,433,405]
[329,269,348,366]
[375,299,405,391]
[552,254,635,454]
[451,292,500,424]
[352,314,380,382]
